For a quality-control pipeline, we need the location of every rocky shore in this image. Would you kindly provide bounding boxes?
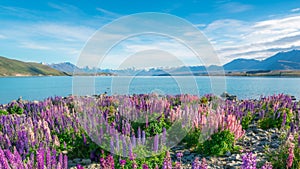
[68,123,285,169]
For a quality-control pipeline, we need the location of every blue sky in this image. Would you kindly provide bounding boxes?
[1,0,300,68]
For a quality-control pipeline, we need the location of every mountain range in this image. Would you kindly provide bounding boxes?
[49,50,300,76]
[1,50,299,77]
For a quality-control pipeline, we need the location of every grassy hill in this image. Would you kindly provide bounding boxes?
[0,56,67,76]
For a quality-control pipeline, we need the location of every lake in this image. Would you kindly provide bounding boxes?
[0,76,300,104]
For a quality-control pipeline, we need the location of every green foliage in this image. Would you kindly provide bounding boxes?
[258,108,292,129]
[7,104,23,115]
[55,128,100,159]
[241,111,253,129]
[145,114,169,137]
[113,148,166,169]
[200,130,237,156]
[182,128,202,148]
[131,113,171,137]
[200,97,208,104]
[0,109,8,115]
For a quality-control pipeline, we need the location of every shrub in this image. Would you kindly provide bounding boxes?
[200,130,240,156]
[7,104,24,115]
[241,111,254,130]
[258,108,292,129]
[0,109,8,115]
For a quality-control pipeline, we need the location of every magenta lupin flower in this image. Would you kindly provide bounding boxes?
[106,154,115,169]
[76,164,84,169]
[142,163,149,169]
[119,159,126,168]
[100,156,106,168]
[287,144,295,168]
[162,151,172,169]
[200,158,208,169]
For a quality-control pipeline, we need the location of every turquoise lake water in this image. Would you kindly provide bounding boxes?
[0,76,300,104]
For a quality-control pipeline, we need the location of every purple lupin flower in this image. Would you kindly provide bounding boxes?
[0,148,11,169]
[131,134,136,148]
[82,134,87,145]
[281,112,287,128]
[115,133,120,152]
[37,147,45,169]
[192,157,201,169]
[63,155,68,169]
[4,149,15,165]
[137,127,141,145]
[121,135,127,157]
[142,131,146,145]
[46,148,51,168]
[176,152,183,161]
[241,152,257,169]
[59,153,63,168]
[128,142,133,156]
[51,149,57,168]
[110,137,115,154]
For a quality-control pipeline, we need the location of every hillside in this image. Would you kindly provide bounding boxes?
[223,59,260,71]
[0,56,67,76]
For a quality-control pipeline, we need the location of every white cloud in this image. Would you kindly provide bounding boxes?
[34,23,95,42]
[96,7,120,18]
[218,2,253,13]
[193,23,206,28]
[0,34,6,39]
[291,8,300,12]
[19,42,51,50]
[203,14,300,64]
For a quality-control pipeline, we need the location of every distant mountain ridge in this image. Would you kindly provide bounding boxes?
[224,50,300,71]
[49,50,300,76]
[0,56,67,76]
